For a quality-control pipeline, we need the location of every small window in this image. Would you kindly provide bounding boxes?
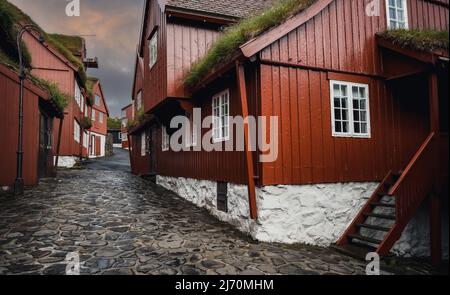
[136,91,143,111]
[217,182,228,213]
[162,126,170,151]
[149,32,158,69]
[91,109,96,122]
[74,119,80,143]
[95,95,101,106]
[212,89,230,142]
[141,132,147,156]
[122,133,128,142]
[74,82,82,107]
[83,131,89,148]
[386,0,408,29]
[99,112,104,124]
[330,80,371,138]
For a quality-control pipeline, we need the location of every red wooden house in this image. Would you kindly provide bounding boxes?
[121,104,134,149]
[86,78,109,158]
[129,0,449,263]
[0,63,63,190]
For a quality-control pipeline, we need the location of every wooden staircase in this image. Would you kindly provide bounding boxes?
[333,132,438,259]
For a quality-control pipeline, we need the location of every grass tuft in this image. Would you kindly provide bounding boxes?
[377,29,449,53]
[184,0,316,87]
[31,78,70,112]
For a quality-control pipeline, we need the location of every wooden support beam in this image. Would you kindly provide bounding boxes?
[236,62,258,220]
[430,194,442,267]
[429,73,440,132]
[54,117,64,173]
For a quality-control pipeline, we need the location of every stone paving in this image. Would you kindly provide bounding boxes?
[0,167,437,275]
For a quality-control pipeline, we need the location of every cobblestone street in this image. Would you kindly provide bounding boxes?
[0,151,436,275]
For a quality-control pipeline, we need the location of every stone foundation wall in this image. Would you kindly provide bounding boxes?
[156,175,449,258]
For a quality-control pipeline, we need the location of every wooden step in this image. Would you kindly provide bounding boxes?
[370,202,396,208]
[348,234,382,245]
[364,213,396,220]
[331,243,376,261]
[357,223,391,232]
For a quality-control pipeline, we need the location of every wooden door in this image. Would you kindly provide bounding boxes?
[95,136,101,156]
[38,113,50,178]
[150,126,157,174]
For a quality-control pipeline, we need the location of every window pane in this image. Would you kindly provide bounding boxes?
[334,97,340,108]
[353,99,359,110]
[352,87,359,98]
[354,110,360,121]
[335,109,341,120]
[341,85,347,96]
[341,98,348,109]
[336,121,342,132]
[361,111,367,122]
[360,100,366,110]
[354,122,361,133]
[342,109,348,120]
[333,84,341,96]
[343,122,349,133]
[361,123,368,134]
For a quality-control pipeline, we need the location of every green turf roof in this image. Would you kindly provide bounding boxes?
[377,29,449,53]
[184,0,316,87]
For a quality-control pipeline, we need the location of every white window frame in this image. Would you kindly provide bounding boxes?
[141,132,147,156]
[212,89,230,143]
[330,80,371,138]
[149,31,158,69]
[92,109,96,122]
[386,0,409,29]
[136,90,143,111]
[74,119,80,143]
[122,133,128,142]
[83,131,89,148]
[74,81,82,107]
[162,126,170,152]
[99,112,104,124]
[95,95,101,106]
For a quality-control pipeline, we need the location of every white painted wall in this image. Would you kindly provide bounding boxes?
[156,175,449,259]
[55,156,77,168]
[88,131,106,158]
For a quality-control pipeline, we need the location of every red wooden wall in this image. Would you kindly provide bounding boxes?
[1,65,44,186]
[90,81,108,136]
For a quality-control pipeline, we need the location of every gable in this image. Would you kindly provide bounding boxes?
[92,81,109,116]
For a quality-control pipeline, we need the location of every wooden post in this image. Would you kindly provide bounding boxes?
[428,72,441,267]
[54,116,64,174]
[128,133,133,171]
[236,62,258,220]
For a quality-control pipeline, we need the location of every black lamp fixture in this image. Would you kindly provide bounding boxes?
[14,24,45,196]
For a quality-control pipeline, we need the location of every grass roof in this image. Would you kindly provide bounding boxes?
[48,33,84,57]
[85,77,99,106]
[0,0,87,86]
[184,0,316,87]
[377,29,449,53]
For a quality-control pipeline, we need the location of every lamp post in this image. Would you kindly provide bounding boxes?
[14,24,45,196]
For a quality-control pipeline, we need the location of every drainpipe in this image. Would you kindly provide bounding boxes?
[235,61,258,220]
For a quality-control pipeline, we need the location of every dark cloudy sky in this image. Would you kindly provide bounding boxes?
[10,0,145,118]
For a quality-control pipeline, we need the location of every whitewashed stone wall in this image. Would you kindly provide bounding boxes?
[55,156,77,168]
[156,175,448,258]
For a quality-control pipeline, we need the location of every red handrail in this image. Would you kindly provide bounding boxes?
[389,132,437,224]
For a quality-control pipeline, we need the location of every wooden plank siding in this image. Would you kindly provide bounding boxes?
[154,65,260,185]
[0,65,46,186]
[257,0,447,185]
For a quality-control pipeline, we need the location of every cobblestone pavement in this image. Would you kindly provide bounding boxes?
[0,168,436,275]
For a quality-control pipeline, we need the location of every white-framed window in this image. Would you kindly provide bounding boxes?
[212,89,230,142]
[122,133,128,142]
[99,112,104,124]
[95,95,101,106]
[83,131,89,148]
[330,80,371,138]
[386,0,408,29]
[141,132,147,156]
[136,90,143,111]
[162,126,170,151]
[74,81,82,107]
[74,119,80,143]
[92,109,96,122]
[122,118,128,128]
[119,132,122,140]
[149,31,158,69]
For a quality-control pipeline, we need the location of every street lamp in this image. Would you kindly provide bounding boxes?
[14,24,45,196]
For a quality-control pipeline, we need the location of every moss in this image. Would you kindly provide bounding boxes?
[107,117,122,130]
[377,29,449,53]
[48,33,84,57]
[86,77,99,106]
[0,0,87,87]
[80,116,93,129]
[127,108,147,129]
[31,78,70,112]
[185,0,316,87]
